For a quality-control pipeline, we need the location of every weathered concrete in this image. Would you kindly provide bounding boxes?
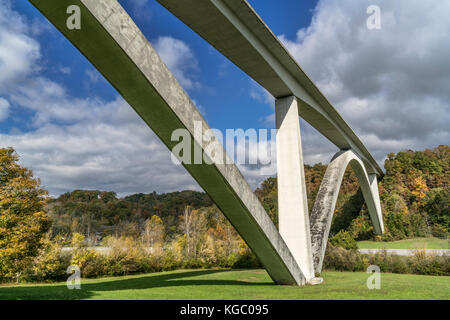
[276,96,314,281]
[29,0,306,285]
[310,150,385,273]
[156,0,383,177]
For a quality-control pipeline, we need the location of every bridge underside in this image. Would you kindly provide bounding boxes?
[29,0,384,286]
[157,0,383,177]
[30,0,307,285]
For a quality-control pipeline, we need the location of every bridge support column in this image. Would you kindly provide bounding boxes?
[276,96,315,281]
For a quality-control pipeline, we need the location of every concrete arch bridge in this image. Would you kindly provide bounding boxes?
[30,0,384,285]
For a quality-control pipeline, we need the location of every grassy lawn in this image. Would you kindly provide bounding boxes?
[0,269,448,300]
[357,237,449,249]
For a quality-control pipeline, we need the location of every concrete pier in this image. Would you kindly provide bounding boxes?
[276,96,314,281]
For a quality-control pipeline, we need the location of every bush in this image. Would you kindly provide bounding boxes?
[409,250,449,276]
[323,244,368,272]
[329,230,358,250]
[369,250,391,272]
[231,251,261,269]
[101,237,149,276]
[389,255,411,274]
[323,245,449,276]
[24,239,70,282]
[431,224,449,239]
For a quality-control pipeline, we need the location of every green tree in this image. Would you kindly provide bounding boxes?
[0,148,50,282]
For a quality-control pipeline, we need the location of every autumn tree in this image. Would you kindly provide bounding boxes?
[143,215,165,253]
[180,206,206,258]
[0,147,50,282]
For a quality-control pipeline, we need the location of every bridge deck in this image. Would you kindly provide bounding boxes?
[29,0,306,285]
[157,0,383,176]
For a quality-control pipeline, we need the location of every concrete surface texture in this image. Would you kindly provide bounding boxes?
[310,150,385,273]
[276,96,314,281]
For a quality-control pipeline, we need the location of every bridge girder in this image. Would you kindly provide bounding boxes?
[28,0,385,286]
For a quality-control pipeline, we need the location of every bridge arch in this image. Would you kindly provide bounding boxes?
[29,0,385,285]
[310,150,384,273]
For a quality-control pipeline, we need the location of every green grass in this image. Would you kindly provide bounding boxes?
[0,269,449,300]
[357,237,449,249]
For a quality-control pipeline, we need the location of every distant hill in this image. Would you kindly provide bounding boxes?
[47,190,211,239]
[256,145,449,240]
[47,145,449,242]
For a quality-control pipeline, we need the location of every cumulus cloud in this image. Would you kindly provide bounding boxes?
[0,2,200,196]
[1,72,199,196]
[0,1,40,92]
[3,0,447,197]
[278,0,450,165]
[0,97,10,121]
[0,97,199,197]
[152,36,200,90]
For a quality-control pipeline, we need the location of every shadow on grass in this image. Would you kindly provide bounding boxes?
[0,269,269,300]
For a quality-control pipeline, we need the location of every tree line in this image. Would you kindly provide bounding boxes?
[0,145,448,282]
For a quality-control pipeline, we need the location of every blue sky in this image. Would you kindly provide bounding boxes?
[0,0,449,196]
[4,0,317,134]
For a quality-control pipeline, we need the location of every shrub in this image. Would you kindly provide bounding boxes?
[101,236,147,276]
[369,250,390,272]
[409,250,449,276]
[389,255,410,274]
[431,224,449,239]
[329,230,358,250]
[323,244,368,272]
[231,251,261,269]
[25,239,70,282]
[324,245,449,276]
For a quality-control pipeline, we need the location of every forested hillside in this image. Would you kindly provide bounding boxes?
[47,190,212,241]
[256,145,449,241]
[47,145,449,243]
[1,145,448,282]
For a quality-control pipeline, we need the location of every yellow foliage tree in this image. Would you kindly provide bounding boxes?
[143,215,165,254]
[0,147,50,282]
[411,176,429,203]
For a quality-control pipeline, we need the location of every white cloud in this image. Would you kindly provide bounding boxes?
[59,66,71,75]
[278,0,450,166]
[126,0,152,23]
[0,1,40,92]
[85,69,101,83]
[249,80,274,106]
[0,97,10,121]
[0,2,200,197]
[152,36,200,90]
[0,98,199,197]
[4,0,448,197]
[129,0,148,11]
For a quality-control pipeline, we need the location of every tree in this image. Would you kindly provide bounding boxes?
[0,148,50,282]
[179,206,206,258]
[411,176,428,204]
[424,188,449,229]
[143,215,165,253]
